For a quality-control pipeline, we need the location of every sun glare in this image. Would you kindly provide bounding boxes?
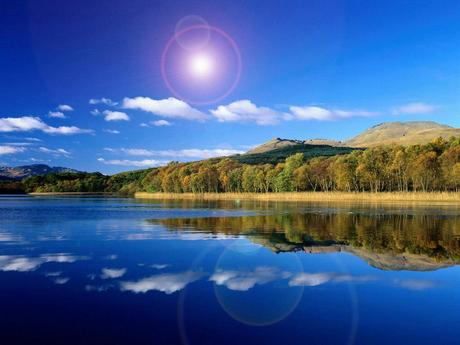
[189,53,214,78]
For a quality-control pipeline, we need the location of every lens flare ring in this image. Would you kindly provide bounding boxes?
[174,15,210,51]
[161,24,242,105]
[211,243,304,327]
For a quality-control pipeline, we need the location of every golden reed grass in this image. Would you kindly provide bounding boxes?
[135,191,460,203]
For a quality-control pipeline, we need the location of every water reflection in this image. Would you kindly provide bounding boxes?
[1,197,460,345]
[120,271,205,294]
[151,210,460,271]
[0,253,88,272]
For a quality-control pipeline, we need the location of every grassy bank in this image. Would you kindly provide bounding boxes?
[135,191,460,203]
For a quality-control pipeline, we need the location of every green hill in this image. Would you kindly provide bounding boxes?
[233,143,356,165]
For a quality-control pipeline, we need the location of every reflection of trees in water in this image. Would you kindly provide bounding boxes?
[152,212,460,264]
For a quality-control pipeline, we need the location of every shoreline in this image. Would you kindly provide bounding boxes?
[134,191,460,203]
[28,192,114,196]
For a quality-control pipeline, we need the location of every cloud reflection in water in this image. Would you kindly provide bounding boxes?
[120,271,204,294]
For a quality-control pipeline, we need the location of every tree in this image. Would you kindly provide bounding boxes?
[356,148,389,192]
[389,147,410,192]
[410,151,440,191]
[275,153,305,191]
[331,152,360,191]
[440,145,460,191]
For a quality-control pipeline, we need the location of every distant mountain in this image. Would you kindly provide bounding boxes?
[345,121,460,147]
[0,164,79,181]
[247,121,460,155]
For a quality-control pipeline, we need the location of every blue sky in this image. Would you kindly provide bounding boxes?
[1,0,460,173]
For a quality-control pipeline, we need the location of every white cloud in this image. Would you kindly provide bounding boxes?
[121,97,380,124]
[0,145,26,155]
[211,100,280,125]
[139,121,173,127]
[161,148,244,159]
[104,129,120,134]
[54,277,70,285]
[171,148,235,158]
[117,148,154,156]
[289,106,376,121]
[57,104,74,112]
[152,120,172,127]
[3,142,33,146]
[0,253,87,272]
[39,147,71,156]
[85,284,113,292]
[25,137,42,142]
[97,157,168,167]
[101,268,127,279]
[289,272,376,287]
[391,102,437,115]
[0,256,42,272]
[103,110,130,122]
[120,271,204,294]
[89,98,118,106]
[105,147,244,159]
[23,157,49,163]
[44,271,63,277]
[0,117,48,132]
[122,97,208,121]
[0,233,22,242]
[210,100,377,124]
[0,116,92,135]
[48,111,66,119]
[44,126,93,135]
[151,264,169,270]
[210,267,291,291]
[40,253,88,263]
[393,279,437,290]
[90,109,101,116]
[289,273,333,286]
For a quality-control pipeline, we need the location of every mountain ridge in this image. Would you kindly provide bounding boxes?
[0,164,80,181]
[248,121,460,154]
[346,120,460,147]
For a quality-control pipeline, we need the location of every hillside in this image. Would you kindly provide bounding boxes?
[234,143,355,165]
[248,121,460,154]
[0,164,79,181]
[3,121,460,194]
[3,133,460,194]
[345,121,460,147]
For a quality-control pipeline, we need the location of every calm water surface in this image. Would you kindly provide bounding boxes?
[1,196,460,345]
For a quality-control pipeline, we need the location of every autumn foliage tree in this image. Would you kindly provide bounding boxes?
[17,136,460,194]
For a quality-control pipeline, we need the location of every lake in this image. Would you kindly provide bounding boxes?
[1,196,460,345]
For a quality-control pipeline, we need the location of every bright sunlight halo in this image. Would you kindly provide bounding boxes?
[189,53,214,78]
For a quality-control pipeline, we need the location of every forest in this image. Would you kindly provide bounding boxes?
[4,136,460,194]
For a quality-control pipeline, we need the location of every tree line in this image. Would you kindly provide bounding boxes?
[141,136,460,193]
[7,136,460,194]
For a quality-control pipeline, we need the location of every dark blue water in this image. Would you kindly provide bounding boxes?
[1,196,460,345]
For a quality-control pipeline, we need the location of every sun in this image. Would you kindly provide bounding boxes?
[189,53,214,78]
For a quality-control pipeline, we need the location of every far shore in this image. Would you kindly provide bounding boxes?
[28,192,114,196]
[134,191,460,203]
